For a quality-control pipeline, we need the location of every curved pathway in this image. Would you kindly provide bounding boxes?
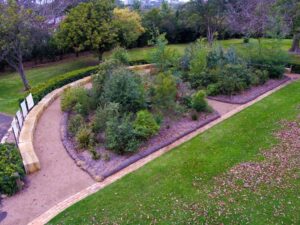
[1,74,298,225]
[1,98,94,225]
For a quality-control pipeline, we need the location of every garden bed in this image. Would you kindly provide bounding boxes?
[61,110,220,181]
[207,76,291,104]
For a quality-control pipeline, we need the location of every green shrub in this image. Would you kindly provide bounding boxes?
[89,147,100,160]
[206,83,220,96]
[105,115,140,154]
[92,103,119,133]
[0,144,25,196]
[28,66,97,103]
[251,69,269,86]
[103,68,146,113]
[191,90,209,112]
[68,114,85,136]
[153,72,177,113]
[243,37,250,43]
[109,46,129,65]
[75,126,93,149]
[133,110,160,140]
[150,34,180,71]
[61,87,90,115]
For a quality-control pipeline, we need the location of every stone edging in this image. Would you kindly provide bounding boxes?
[28,76,296,225]
[207,76,291,104]
[61,111,220,181]
[19,64,155,174]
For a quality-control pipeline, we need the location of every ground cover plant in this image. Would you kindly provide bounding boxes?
[0,144,25,196]
[49,78,300,225]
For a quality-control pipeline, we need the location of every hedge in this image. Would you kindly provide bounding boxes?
[25,66,98,103]
[0,144,25,196]
[290,63,300,74]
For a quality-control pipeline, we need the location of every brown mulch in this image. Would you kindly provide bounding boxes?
[208,76,291,104]
[61,111,220,180]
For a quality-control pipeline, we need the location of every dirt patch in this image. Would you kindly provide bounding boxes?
[61,111,220,181]
[208,76,291,104]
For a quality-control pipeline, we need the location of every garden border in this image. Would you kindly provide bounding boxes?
[18,64,155,174]
[207,76,291,104]
[61,111,220,181]
[28,75,296,225]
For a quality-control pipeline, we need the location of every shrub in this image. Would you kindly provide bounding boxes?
[150,34,180,71]
[92,59,123,100]
[191,90,209,112]
[251,69,269,86]
[109,46,129,65]
[105,115,140,154]
[0,144,25,196]
[92,103,119,133]
[153,72,177,113]
[103,68,146,113]
[133,110,160,140]
[89,147,100,160]
[68,114,85,136]
[75,126,93,149]
[61,87,90,115]
[28,66,97,103]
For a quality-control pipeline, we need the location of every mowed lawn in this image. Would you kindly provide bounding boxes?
[0,38,299,115]
[49,79,300,224]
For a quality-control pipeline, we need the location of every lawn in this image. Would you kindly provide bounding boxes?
[0,55,98,115]
[49,79,300,224]
[0,38,299,115]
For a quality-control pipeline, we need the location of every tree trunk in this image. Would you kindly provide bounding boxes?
[18,61,30,91]
[98,49,105,62]
[207,25,214,46]
[289,33,300,54]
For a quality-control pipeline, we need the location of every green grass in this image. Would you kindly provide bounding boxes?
[49,79,300,224]
[0,55,98,115]
[1,38,299,115]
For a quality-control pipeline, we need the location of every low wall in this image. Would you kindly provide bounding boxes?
[18,64,155,174]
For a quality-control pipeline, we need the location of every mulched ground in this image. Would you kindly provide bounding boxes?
[0,113,12,141]
[208,76,291,104]
[62,111,220,180]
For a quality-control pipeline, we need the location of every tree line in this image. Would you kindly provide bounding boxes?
[0,0,299,90]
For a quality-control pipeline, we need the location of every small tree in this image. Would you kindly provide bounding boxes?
[0,1,43,90]
[55,0,117,60]
[113,8,145,47]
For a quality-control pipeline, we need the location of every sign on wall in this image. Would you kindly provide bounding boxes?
[26,93,34,110]
[20,100,28,118]
[16,110,23,128]
[12,119,19,141]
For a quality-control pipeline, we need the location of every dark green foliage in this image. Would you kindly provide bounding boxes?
[28,66,97,103]
[0,144,25,196]
[92,103,119,133]
[61,87,90,116]
[191,90,209,112]
[68,114,85,136]
[103,68,146,113]
[153,72,177,113]
[105,115,140,154]
[251,69,269,86]
[89,147,100,160]
[75,126,93,149]
[133,110,160,140]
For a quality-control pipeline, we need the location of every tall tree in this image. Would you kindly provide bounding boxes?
[275,0,300,53]
[183,0,227,45]
[55,0,117,60]
[0,0,43,90]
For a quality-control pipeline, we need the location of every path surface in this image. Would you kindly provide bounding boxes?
[1,75,297,225]
[0,113,12,141]
[1,98,94,225]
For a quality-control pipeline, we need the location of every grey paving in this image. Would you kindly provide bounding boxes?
[0,113,13,141]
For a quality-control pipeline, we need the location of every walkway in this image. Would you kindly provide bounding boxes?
[1,75,297,225]
[0,113,12,141]
[1,98,94,225]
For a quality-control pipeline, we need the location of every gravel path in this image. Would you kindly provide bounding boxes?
[0,98,94,225]
[0,113,12,141]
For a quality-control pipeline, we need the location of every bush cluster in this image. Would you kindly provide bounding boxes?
[0,144,25,196]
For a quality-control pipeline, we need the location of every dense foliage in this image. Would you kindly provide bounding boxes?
[0,144,25,196]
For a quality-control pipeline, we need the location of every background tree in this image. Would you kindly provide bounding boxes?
[275,0,300,53]
[0,0,44,90]
[113,8,145,48]
[183,0,227,45]
[55,0,117,60]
